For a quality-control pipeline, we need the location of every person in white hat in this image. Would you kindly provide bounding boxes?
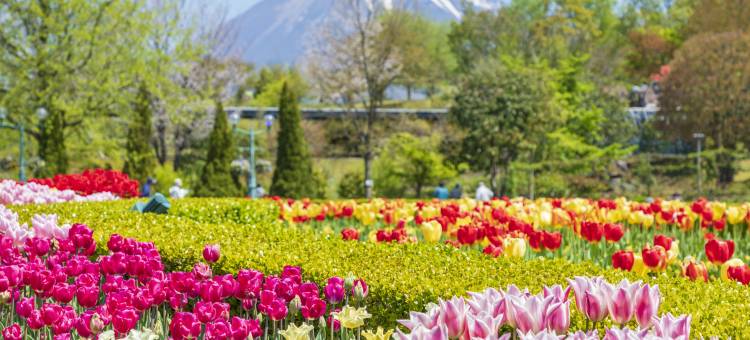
[169,178,188,199]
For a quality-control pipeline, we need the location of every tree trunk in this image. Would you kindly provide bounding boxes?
[489,160,499,197]
[364,103,374,198]
[415,182,422,198]
[406,85,412,101]
[154,117,168,165]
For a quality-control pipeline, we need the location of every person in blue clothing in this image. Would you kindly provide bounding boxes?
[140,177,156,197]
[434,181,449,200]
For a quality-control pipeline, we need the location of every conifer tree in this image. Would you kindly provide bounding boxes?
[194,100,241,197]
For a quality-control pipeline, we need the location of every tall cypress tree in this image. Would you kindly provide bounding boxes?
[194,100,241,197]
[37,107,68,177]
[270,82,320,198]
[122,84,156,184]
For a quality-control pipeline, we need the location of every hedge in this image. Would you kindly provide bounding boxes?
[8,198,750,337]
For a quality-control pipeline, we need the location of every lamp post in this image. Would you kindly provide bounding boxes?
[229,110,257,198]
[0,107,26,181]
[693,132,705,196]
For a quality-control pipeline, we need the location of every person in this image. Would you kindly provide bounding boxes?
[449,184,462,199]
[140,177,156,197]
[169,178,188,199]
[434,181,449,200]
[475,182,493,201]
[254,184,266,198]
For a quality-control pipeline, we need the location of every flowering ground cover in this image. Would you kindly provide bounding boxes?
[6,198,750,338]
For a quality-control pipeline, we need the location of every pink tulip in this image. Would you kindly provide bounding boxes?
[466,313,503,340]
[516,329,564,340]
[1,324,22,340]
[268,299,288,321]
[652,313,691,339]
[439,297,467,338]
[15,297,34,318]
[324,277,345,304]
[394,324,449,340]
[76,285,100,308]
[52,283,75,304]
[195,301,216,323]
[602,327,648,340]
[634,284,660,328]
[27,310,45,330]
[509,294,554,334]
[545,300,570,334]
[568,277,608,322]
[567,330,599,340]
[398,309,443,330]
[203,244,221,263]
[41,303,63,326]
[170,312,202,339]
[112,308,139,334]
[205,319,231,340]
[193,262,212,280]
[542,284,570,302]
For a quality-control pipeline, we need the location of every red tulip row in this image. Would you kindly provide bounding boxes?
[29,169,139,198]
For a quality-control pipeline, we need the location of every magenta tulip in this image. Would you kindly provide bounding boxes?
[203,244,221,263]
[1,324,22,340]
[205,319,231,340]
[15,297,34,318]
[324,277,345,304]
[112,308,139,334]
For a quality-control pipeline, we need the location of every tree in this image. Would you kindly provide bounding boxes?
[658,32,750,184]
[305,0,407,198]
[450,59,557,195]
[194,100,240,197]
[373,133,455,198]
[0,0,156,176]
[122,83,157,184]
[685,0,750,36]
[270,83,320,198]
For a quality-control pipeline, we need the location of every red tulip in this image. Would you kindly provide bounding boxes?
[642,245,666,269]
[457,227,479,245]
[203,244,221,263]
[483,244,503,257]
[603,224,624,243]
[580,221,603,243]
[612,250,635,271]
[727,265,750,285]
[683,260,708,282]
[542,231,562,250]
[341,228,360,241]
[705,238,735,264]
[653,234,673,251]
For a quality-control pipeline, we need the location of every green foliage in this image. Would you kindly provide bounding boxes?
[271,83,321,198]
[194,101,241,197]
[337,171,365,199]
[153,164,182,195]
[36,108,68,177]
[373,133,456,198]
[8,198,750,337]
[450,58,558,194]
[249,68,308,107]
[122,84,157,184]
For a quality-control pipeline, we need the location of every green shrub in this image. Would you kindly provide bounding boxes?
[8,199,750,337]
[337,171,365,198]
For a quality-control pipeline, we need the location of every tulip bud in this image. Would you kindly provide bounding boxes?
[202,244,221,264]
[0,291,10,304]
[90,313,105,334]
[344,273,356,290]
[353,279,368,300]
[289,296,302,315]
[319,316,327,328]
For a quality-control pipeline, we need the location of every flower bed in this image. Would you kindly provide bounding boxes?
[28,169,139,198]
[0,180,119,205]
[6,199,750,337]
[277,198,750,286]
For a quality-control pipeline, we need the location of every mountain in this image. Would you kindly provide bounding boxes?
[224,0,502,66]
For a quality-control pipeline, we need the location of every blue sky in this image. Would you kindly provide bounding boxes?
[187,0,260,19]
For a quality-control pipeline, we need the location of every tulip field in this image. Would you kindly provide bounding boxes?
[2,181,750,338]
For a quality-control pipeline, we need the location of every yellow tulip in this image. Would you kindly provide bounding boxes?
[503,237,526,258]
[666,240,680,264]
[726,207,745,225]
[332,306,372,329]
[362,327,395,340]
[279,323,314,340]
[420,220,442,243]
[632,254,648,275]
[710,202,726,221]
